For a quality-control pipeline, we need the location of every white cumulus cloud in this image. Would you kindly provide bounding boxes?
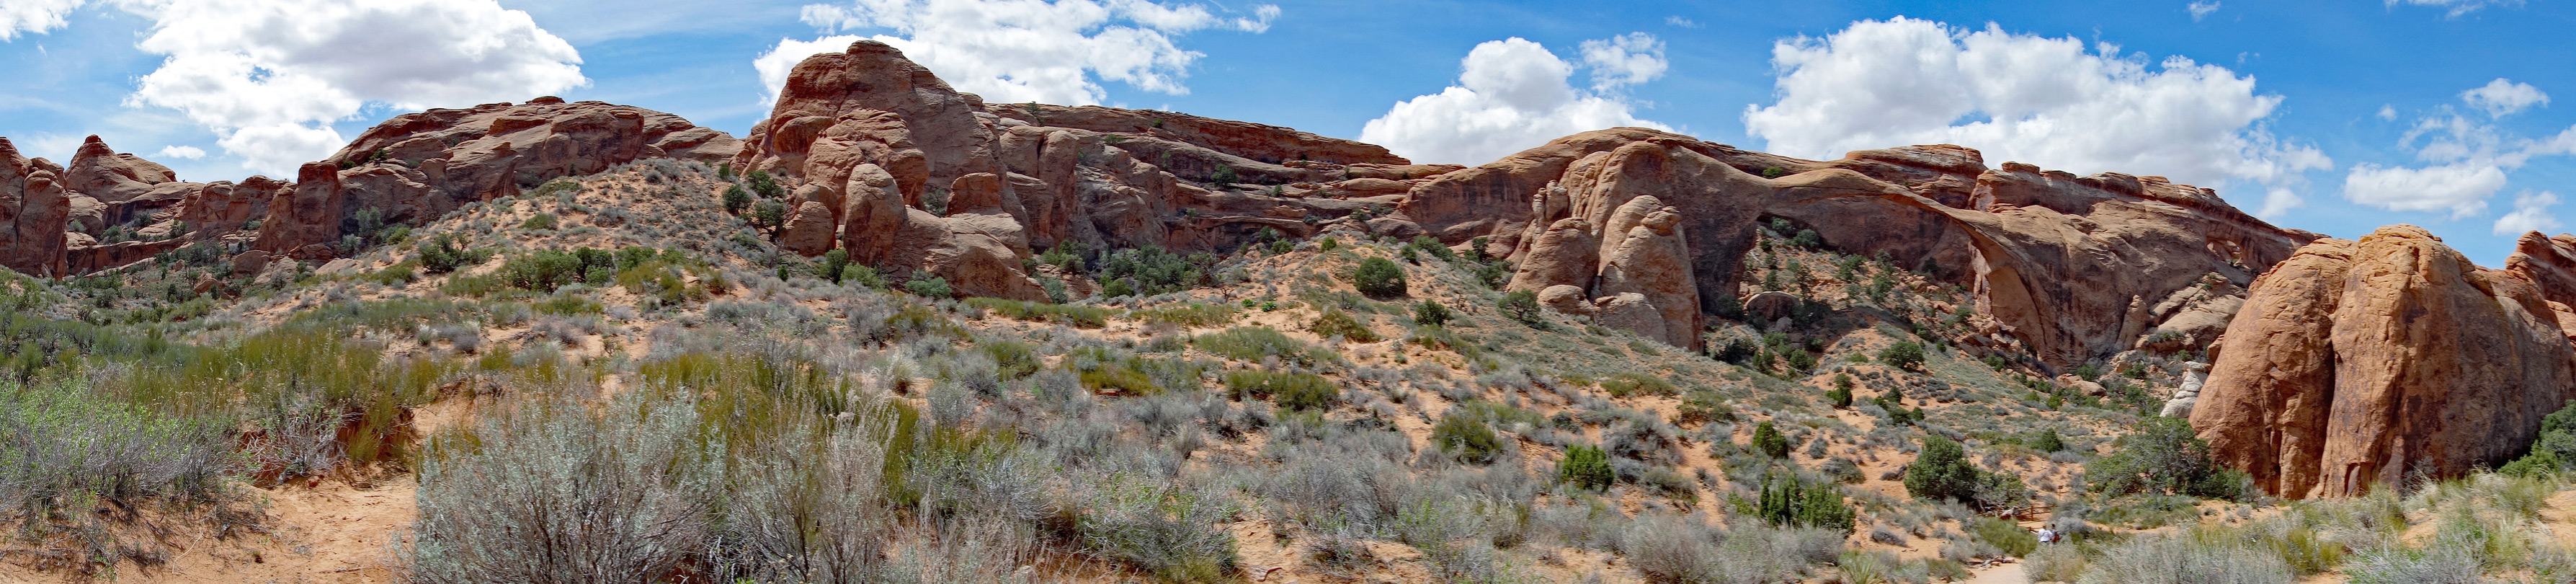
[2495,190,2562,236]
[156,145,205,159]
[2342,80,2576,219]
[1359,36,1672,166]
[2343,162,2508,218]
[1579,32,1666,91]
[786,0,1278,105]
[1742,17,2329,213]
[0,0,84,40]
[2188,1,2221,20]
[112,0,585,176]
[2461,78,2548,118]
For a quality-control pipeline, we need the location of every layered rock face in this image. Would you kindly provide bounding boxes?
[731,40,1435,300]
[1409,128,2312,361]
[0,138,71,277]
[0,100,740,275]
[254,97,741,259]
[2193,226,2576,497]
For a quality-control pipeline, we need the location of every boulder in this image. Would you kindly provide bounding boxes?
[1591,293,1667,345]
[1537,284,1593,315]
[2193,227,2576,498]
[778,200,839,256]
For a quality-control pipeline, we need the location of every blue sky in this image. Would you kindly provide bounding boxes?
[2,0,2570,265]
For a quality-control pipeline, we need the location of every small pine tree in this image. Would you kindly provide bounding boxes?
[1412,301,1453,326]
[723,184,750,215]
[751,200,787,235]
[1498,290,1543,327]
[1827,373,1855,409]
[1904,436,1981,504]
[1879,341,1927,371]
[821,249,850,285]
[1753,421,1791,459]
[1350,257,1407,298]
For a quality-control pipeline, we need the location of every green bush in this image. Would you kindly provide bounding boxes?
[417,234,477,274]
[1559,444,1614,490]
[2086,417,2247,500]
[1223,370,1336,411]
[1193,327,1332,366]
[2028,428,2066,453]
[2503,399,2576,475]
[1498,290,1543,327]
[1904,436,1980,505]
[1133,303,1236,327]
[1431,412,1503,464]
[1350,257,1407,298]
[1412,301,1452,326]
[904,276,954,298]
[1308,309,1379,342]
[1405,236,1456,262]
[1600,372,1677,398]
[1097,246,1211,296]
[1827,373,1855,408]
[722,184,749,215]
[519,212,558,231]
[1971,517,2037,557]
[1878,341,1926,371]
[1753,421,1792,459]
[1757,473,1855,532]
[965,298,1112,328]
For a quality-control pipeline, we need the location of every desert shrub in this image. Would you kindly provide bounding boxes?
[722,184,750,214]
[400,394,718,583]
[1192,327,1332,366]
[1753,421,1793,459]
[1308,309,1379,342]
[1600,372,1678,398]
[1349,257,1407,298]
[1097,246,1210,296]
[2074,531,2290,584]
[839,265,888,290]
[2501,399,2576,474]
[1498,290,1543,327]
[1665,393,1732,428]
[1559,444,1615,491]
[1878,341,1926,371]
[2026,544,2089,582]
[1222,370,1336,411]
[1432,412,1504,464]
[964,298,1111,328]
[1133,302,1235,327]
[520,212,558,230]
[1412,300,1453,326]
[1906,436,1981,505]
[1074,473,1239,583]
[0,380,239,534]
[1758,473,1855,532]
[904,276,955,298]
[2086,417,2247,500]
[1971,517,2038,557]
[417,234,479,274]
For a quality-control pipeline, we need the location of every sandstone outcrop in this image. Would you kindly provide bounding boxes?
[1409,127,2309,359]
[0,138,71,277]
[731,40,1445,300]
[2193,227,2576,497]
[251,97,740,255]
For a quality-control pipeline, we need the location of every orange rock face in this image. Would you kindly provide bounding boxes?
[0,138,71,277]
[2193,226,2576,498]
[1407,127,2310,358]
